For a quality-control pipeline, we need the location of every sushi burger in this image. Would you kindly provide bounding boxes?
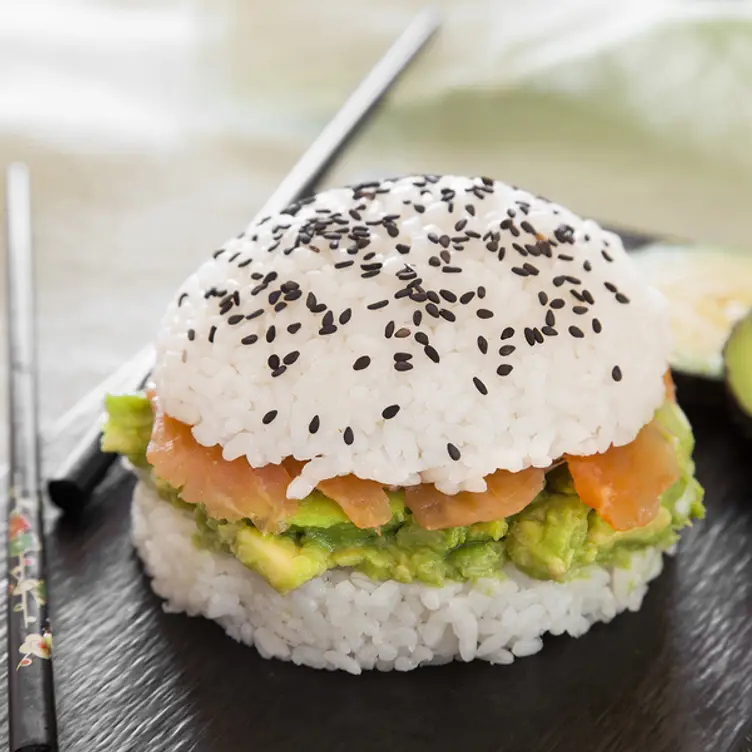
[103,175,704,673]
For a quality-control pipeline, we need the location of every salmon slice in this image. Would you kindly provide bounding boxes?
[317,476,393,529]
[146,400,297,533]
[405,467,545,530]
[566,419,680,531]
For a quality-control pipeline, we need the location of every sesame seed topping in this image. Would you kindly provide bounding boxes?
[447,443,461,461]
[268,354,280,369]
[394,352,413,362]
[266,326,276,343]
[501,327,515,340]
[395,361,413,372]
[384,321,395,339]
[396,243,411,254]
[339,309,352,325]
[460,291,475,304]
[477,336,488,354]
[187,329,195,341]
[309,415,320,434]
[439,309,456,322]
[208,326,217,343]
[545,310,555,327]
[511,267,528,277]
[429,256,441,267]
[538,291,548,306]
[602,249,613,262]
[550,299,565,309]
[473,377,488,395]
[440,289,457,303]
[426,290,440,304]
[426,303,440,318]
[592,319,602,333]
[287,323,302,334]
[524,328,536,346]
[413,311,423,326]
[612,366,623,382]
[477,286,486,299]
[283,351,300,365]
[568,326,584,338]
[271,366,287,377]
[424,345,440,363]
[604,282,617,293]
[382,404,401,420]
[541,326,558,336]
[572,305,588,315]
[442,266,462,273]
[476,309,494,320]
[496,364,513,376]
[241,334,258,345]
[262,410,278,425]
[367,300,389,311]
[615,293,630,304]
[499,345,515,356]
[343,427,354,445]
[335,260,354,269]
[395,327,410,338]
[178,293,188,306]
[415,332,429,345]
[533,328,544,344]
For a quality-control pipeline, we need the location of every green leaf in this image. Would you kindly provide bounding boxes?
[9,532,39,557]
[13,603,23,612]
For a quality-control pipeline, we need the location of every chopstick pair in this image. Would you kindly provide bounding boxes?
[46,8,440,515]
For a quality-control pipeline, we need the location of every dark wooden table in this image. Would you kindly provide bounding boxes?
[2,232,751,752]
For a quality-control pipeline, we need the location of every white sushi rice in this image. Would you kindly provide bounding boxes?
[152,175,671,498]
[132,481,666,673]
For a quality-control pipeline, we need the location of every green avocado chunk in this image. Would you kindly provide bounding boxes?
[506,493,591,580]
[101,392,153,468]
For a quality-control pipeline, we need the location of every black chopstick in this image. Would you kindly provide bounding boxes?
[5,164,59,751]
[46,8,440,514]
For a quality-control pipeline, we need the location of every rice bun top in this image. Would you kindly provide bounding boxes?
[153,175,670,497]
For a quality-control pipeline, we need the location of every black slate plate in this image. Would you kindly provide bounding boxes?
[2,232,751,752]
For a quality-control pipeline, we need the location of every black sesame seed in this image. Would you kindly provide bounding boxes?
[439,309,456,322]
[447,443,461,461]
[466,230,481,239]
[287,323,302,334]
[455,218,468,232]
[592,318,602,334]
[285,289,302,302]
[476,309,494,320]
[339,309,352,325]
[550,298,565,309]
[426,303,440,318]
[283,351,300,365]
[511,267,528,277]
[268,289,282,305]
[582,290,595,305]
[557,254,574,262]
[523,263,540,276]
[538,291,548,306]
[415,332,429,346]
[429,256,441,267]
[309,415,320,434]
[361,262,383,272]
[499,345,515,356]
[395,362,413,372]
[533,328,544,344]
[385,321,395,338]
[266,326,276,343]
[427,232,440,244]
[477,287,486,299]
[460,291,475,305]
[394,352,413,362]
[568,325,584,338]
[367,300,389,311]
[271,366,287,378]
[604,282,617,293]
[208,326,217,343]
[353,356,371,371]
[524,328,536,346]
[268,354,280,369]
[440,250,452,264]
[382,404,401,420]
[442,266,462,274]
[241,334,258,345]
[438,234,450,248]
[572,305,588,315]
[466,204,476,216]
[413,311,423,326]
[414,204,425,214]
[520,220,535,235]
[395,327,410,338]
[545,310,555,327]
[335,260,354,269]
[541,326,558,336]
[602,250,613,262]
[426,290,440,304]
[440,289,457,303]
[477,336,488,354]
[612,366,623,382]
[318,326,337,335]
[322,310,334,327]
[396,243,411,254]
[615,293,630,304]
[394,288,411,300]
[553,276,566,287]
[178,292,188,306]
[262,410,278,425]
[473,377,488,395]
[187,329,195,341]
[274,302,287,313]
[583,260,592,272]
[501,327,514,340]
[486,241,499,253]
[496,364,513,377]
[424,345,440,363]
[361,270,380,279]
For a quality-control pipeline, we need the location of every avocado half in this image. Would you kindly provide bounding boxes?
[631,242,752,406]
[724,309,752,439]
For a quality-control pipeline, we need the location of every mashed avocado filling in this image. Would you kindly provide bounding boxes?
[104,394,704,593]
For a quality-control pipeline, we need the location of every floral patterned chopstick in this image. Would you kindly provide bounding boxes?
[5,164,58,751]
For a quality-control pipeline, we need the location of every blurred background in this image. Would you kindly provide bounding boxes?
[2,0,752,462]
